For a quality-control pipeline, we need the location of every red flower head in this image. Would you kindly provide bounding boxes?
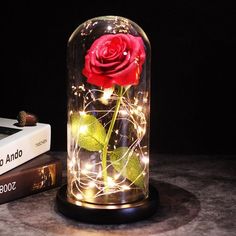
[82,34,146,88]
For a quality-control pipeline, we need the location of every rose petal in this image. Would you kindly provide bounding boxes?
[108,60,140,86]
[87,73,114,88]
[82,34,146,88]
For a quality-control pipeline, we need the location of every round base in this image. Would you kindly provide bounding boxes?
[56,184,159,224]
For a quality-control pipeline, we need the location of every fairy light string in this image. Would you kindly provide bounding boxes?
[68,84,148,201]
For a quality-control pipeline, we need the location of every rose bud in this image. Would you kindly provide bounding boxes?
[17,111,38,127]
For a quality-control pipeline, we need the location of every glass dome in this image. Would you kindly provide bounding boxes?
[67,15,151,205]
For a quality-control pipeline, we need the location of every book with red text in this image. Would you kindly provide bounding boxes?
[0,152,62,204]
[0,117,51,175]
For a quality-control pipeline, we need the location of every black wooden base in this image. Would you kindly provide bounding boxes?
[56,184,159,224]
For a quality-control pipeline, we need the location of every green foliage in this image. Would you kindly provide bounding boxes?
[110,147,144,188]
[71,113,106,151]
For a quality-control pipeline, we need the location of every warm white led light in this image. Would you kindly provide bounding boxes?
[107,25,112,30]
[85,163,93,170]
[79,125,88,134]
[119,109,128,116]
[68,159,75,169]
[78,85,85,91]
[121,185,130,190]
[114,174,120,180]
[88,181,96,188]
[137,126,146,136]
[142,156,149,164]
[100,88,114,105]
[107,177,116,188]
[81,169,88,175]
[137,106,142,112]
[97,172,102,178]
[79,111,86,116]
[76,193,83,200]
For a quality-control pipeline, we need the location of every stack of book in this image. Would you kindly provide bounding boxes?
[0,117,62,204]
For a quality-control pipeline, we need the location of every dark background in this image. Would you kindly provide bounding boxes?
[0,2,235,155]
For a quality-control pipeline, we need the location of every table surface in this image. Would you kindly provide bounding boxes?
[0,152,235,236]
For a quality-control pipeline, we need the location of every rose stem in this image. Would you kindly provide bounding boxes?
[102,86,124,192]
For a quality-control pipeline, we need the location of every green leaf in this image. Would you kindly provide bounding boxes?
[71,113,106,151]
[110,147,145,188]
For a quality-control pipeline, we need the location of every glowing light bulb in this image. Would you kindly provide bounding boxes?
[121,185,130,191]
[68,162,73,169]
[100,88,114,105]
[107,177,116,188]
[137,106,142,112]
[68,158,76,169]
[85,163,93,170]
[114,174,120,180]
[107,25,112,30]
[79,111,86,116]
[97,172,102,178]
[88,181,96,188]
[142,156,149,164]
[81,163,93,175]
[79,125,88,134]
[81,169,88,175]
[137,126,146,136]
[134,108,141,115]
[78,84,85,91]
[76,193,83,200]
[119,109,128,116]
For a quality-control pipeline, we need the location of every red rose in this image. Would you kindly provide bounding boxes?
[82,34,146,88]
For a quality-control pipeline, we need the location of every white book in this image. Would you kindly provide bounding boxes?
[0,117,51,175]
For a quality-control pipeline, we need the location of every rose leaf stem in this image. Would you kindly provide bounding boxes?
[102,86,123,192]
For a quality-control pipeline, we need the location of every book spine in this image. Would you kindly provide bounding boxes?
[0,159,62,204]
[0,125,51,175]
